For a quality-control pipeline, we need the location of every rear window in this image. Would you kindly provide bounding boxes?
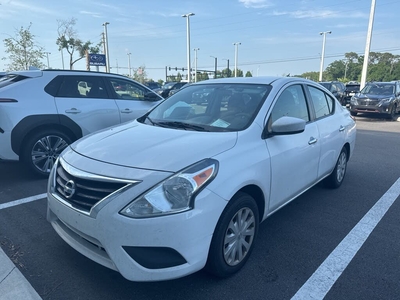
[0,75,29,89]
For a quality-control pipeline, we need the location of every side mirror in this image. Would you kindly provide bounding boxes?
[144,92,162,101]
[262,116,306,138]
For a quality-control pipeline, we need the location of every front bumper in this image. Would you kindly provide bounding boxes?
[47,158,227,282]
[349,103,392,115]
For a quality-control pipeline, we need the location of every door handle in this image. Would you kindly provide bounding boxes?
[121,109,133,114]
[308,137,318,145]
[339,125,345,132]
[65,108,81,114]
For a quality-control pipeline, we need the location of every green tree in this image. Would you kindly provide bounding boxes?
[132,65,148,83]
[233,69,243,77]
[2,23,45,71]
[197,72,209,81]
[296,71,319,81]
[245,71,252,77]
[221,68,232,78]
[56,18,100,70]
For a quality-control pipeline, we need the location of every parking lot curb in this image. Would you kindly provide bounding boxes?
[0,247,42,300]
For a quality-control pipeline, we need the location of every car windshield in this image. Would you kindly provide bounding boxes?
[319,82,331,90]
[361,84,395,96]
[140,83,271,132]
[162,82,177,89]
[345,85,360,91]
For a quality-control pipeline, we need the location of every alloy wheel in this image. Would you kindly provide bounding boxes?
[31,135,69,173]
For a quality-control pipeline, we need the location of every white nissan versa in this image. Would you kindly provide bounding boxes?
[47,76,356,282]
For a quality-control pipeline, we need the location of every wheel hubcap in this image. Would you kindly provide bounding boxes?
[336,152,347,183]
[223,207,256,266]
[31,135,69,173]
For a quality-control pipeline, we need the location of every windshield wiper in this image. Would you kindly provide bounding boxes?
[157,121,209,131]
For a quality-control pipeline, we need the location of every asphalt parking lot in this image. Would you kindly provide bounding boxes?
[1,113,400,300]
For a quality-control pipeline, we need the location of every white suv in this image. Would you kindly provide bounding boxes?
[0,69,163,176]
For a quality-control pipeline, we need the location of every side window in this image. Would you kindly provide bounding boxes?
[83,77,108,99]
[109,79,147,100]
[308,86,334,119]
[56,77,81,98]
[56,76,108,99]
[270,85,310,124]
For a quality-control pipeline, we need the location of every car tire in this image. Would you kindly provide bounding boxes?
[205,192,259,278]
[389,105,397,121]
[22,129,72,177]
[324,147,348,189]
[350,111,357,116]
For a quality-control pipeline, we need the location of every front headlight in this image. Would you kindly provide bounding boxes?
[120,159,218,218]
[350,96,358,105]
[379,97,394,105]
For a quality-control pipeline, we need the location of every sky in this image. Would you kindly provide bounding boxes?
[0,0,399,81]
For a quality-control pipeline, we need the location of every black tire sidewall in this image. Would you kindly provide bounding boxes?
[206,192,259,278]
[327,147,348,188]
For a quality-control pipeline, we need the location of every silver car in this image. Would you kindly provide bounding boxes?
[0,69,163,176]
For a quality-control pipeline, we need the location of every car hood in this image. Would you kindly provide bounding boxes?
[356,93,394,99]
[70,121,237,172]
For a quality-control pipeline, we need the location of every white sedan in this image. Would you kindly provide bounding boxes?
[47,76,356,281]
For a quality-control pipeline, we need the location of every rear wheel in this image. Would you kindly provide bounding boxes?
[324,147,348,189]
[21,130,72,177]
[206,192,259,278]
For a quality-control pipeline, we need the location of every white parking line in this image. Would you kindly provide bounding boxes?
[292,177,400,300]
[0,193,46,210]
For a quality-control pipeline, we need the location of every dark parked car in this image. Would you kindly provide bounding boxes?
[349,81,400,120]
[343,83,361,105]
[155,81,187,98]
[318,81,346,105]
[144,81,161,90]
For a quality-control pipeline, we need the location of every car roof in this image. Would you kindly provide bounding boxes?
[193,76,313,86]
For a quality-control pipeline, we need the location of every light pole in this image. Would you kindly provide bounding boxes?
[102,22,110,73]
[182,13,195,82]
[222,59,230,77]
[319,31,331,82]
[210,55,217,79]
[233,42,241,77]
[360,0,376,89]
[127,52,132,77]
[344,60,349,79]
[44,52,51,68]
[194,48,199,82]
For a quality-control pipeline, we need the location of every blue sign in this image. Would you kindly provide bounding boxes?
[89,54,106,66]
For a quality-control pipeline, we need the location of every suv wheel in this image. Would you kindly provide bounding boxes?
[22,130,72,177]
[389,105,397,121]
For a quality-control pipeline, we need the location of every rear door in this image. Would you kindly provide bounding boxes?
[306,84,346,178]
[54,75,120,136]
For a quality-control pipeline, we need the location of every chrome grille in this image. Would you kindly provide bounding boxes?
[55,164,128,212]
[360,99,379,106]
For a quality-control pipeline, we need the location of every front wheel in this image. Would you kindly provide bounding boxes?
[324,147,348,189]
[206,192,259,278]
[21,130,72,177]
[388,105,397,121]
